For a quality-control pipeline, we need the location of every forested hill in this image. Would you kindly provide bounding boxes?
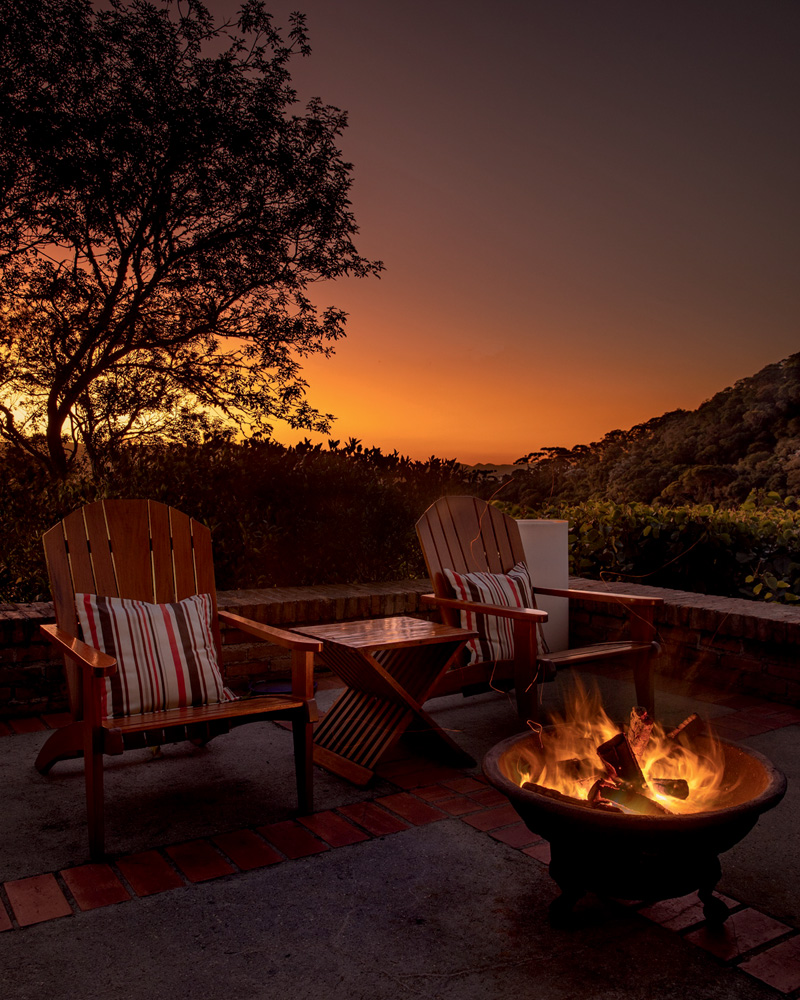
[513,353,800,505]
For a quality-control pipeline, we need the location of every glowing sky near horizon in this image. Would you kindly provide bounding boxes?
[243,0,798,464]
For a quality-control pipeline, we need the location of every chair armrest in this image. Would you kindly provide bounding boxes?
[534,587,664,607]
[422,594,548,623]
[40,623,117,677]
[218,611,323,653]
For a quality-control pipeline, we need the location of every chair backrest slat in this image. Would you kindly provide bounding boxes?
[191,517,222,662]
[434,498,471,571]
[192,519,215,598]
[149,501,177,604]
[485,504,523,571]
[103,500,154,602]
[169,507,197,600]
[449,497,493,572]
[62,508,96,595]
[82,502,118,598]
[415,502,451,582]
[42,521,83,715]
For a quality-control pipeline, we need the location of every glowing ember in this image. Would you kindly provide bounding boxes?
[514,681,728,815]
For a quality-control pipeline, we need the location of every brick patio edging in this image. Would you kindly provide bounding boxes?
[2,722,800,995]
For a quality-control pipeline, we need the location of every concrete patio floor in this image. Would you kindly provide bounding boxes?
[1,667,799,999]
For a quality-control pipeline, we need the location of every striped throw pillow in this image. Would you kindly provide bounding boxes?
[443,562,535,664]
[75,592,237,719]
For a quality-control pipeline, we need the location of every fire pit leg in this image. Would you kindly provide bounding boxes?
[548,847,586,926]
[698,856,729,924]
[699,890,729,925]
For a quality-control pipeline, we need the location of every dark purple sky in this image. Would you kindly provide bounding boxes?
[229,1,799,462]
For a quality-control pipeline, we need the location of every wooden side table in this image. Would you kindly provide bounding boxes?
[293,616,478,785]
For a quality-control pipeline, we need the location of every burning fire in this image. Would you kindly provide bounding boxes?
[515,680,728,815]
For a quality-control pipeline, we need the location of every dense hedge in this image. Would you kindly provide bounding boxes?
[3,440,798,607]
[502,495,800,604]
[0,440,488,603]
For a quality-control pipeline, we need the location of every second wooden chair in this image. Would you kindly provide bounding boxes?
[416,496,662,719]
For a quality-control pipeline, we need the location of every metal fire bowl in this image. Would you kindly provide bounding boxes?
[483,727,787,908]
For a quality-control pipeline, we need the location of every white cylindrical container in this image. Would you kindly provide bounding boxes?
[516,519,569,652]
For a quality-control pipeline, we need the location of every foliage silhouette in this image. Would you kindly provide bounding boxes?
[0,439,486,603]
[0,0,381,476]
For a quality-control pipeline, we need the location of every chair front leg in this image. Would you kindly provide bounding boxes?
[513,620,542,722]
[82,670,106,860]
[290,648,317,814]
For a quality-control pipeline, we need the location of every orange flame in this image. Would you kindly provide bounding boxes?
[515,680,727,814]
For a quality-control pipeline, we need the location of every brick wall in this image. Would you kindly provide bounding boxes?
[1,579,799,718]
[0,603,62,713]
[568,579,800,705]
[0,582,436,718]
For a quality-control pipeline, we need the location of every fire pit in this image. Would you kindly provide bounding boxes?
[483,695,786,924]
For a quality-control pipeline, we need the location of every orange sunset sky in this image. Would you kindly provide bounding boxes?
[250,1,798,465]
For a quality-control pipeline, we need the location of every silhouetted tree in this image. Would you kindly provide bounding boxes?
[0,0,381,476]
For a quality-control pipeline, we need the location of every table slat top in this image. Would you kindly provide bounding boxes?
[295,616,477,651]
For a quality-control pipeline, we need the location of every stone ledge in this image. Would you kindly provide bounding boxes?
[569,577,800,646]
[2,578,795,629]
[570,577,800,624]
[0,581,436,717]
[567,577,800,705]
[218,579,433,626]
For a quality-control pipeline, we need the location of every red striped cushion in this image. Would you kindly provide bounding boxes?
[443,562,534,664]
[75,593,237,719]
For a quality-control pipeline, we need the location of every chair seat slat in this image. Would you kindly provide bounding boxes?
[103,695,305,733]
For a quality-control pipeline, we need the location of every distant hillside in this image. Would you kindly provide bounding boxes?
[462,463,520,480]
[511,353,800,505]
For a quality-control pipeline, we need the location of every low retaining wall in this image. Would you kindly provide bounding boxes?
[0,582,436,718]
[569,579,800,705]
[1,579,799,717]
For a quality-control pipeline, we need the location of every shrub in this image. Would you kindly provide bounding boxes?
[501,494,800,604]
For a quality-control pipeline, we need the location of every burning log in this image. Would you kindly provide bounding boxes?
[667,713,704,745]
[588,777,674,816]
[587,779,624,813]
[596,733,646,789]
[651,778,690,800]
[521,781,586,807]
[602,781,674,816]
[629,706,654,760]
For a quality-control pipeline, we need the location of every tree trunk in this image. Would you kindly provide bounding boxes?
[45,412,71,479]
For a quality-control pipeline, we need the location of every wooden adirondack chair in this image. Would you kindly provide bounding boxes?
[38,499,322,859]
[416,496,662,719]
